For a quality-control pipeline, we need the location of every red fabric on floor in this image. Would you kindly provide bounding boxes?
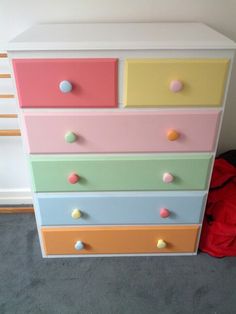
[199,159,236,257]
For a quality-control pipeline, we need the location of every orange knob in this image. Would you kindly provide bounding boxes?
[167,129,179,141]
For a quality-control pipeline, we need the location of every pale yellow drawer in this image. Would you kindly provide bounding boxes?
[124,58,229,107]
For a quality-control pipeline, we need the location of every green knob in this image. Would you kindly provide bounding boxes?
[65,131,77,143]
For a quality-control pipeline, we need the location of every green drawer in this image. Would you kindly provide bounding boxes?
[29,153,212,192]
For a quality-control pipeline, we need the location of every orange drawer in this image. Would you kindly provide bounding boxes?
[41,225,199,255]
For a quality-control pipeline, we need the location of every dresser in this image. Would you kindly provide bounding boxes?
[7,23,236,257]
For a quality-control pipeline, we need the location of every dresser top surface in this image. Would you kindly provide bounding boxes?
[8,22,236,51]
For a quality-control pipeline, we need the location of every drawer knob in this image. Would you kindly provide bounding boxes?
[59,80,73,93]
[74,240,84,251]
[65,131,77,143]
[160,208,170,218]
[167,129,179,141]
[169,80,183,93]
[68,172,80,184]
[157,239,167,249]
[162,172,174,183]
[71,209,82,219]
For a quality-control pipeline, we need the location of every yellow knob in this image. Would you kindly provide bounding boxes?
[157,239,167,249]
[167,129,179,141]
[71,209,82,219]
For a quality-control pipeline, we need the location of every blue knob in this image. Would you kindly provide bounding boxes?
[74,240,84,251]
[59,80,72,93]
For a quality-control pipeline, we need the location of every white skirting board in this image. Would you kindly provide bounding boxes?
[0,189,32,205]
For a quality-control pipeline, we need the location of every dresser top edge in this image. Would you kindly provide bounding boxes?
[7,22,236,51]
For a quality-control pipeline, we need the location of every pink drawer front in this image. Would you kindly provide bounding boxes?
[13,59,118,108]
[23,110,220,153]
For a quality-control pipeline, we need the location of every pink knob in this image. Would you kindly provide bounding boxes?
[162,172,174,183]
[160,208,170,218]
[68,172,80,184]
[169,80,183,93]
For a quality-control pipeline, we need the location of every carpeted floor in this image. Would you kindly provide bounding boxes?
[0,214,235,314]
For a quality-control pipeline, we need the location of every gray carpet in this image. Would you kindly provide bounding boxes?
[0,214,236,314]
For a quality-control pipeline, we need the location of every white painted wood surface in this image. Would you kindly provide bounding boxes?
[8,22,236,51]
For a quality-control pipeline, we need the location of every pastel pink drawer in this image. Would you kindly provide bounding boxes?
[23,110,220,153]
[12,59,118,108]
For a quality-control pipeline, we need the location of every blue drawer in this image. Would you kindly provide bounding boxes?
[34,191,206,226]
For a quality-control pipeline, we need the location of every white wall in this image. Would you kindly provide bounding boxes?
[0,0,236,203]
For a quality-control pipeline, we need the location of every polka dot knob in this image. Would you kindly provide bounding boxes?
[157,239,167,249]
[65,131,77,143]
[169,80,183,93]
[160,208,170,218]
[167,129,179,141]
[71,209,82,219]
[74,241,84,251]
[68,172,80,184]
[59,80,72,93]
[162,172,174,183]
